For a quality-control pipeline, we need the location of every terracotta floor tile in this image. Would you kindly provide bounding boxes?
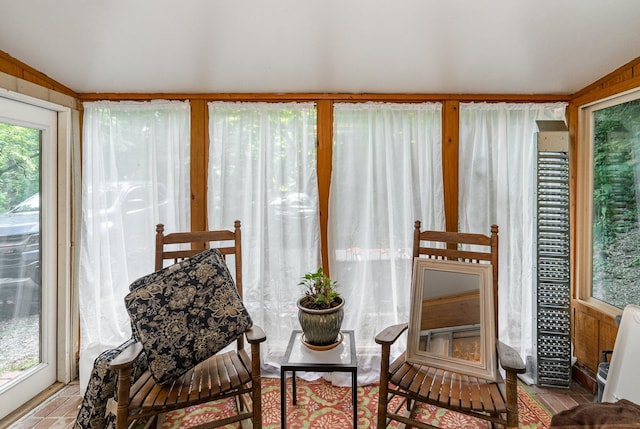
[57,385,79,397]
[31,419,56,429]
[31,396,69,418]
[45,398,81,418]
[45,418,75,429]
[9,418,42,429]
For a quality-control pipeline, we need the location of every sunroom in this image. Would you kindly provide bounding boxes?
[1,1,640,427]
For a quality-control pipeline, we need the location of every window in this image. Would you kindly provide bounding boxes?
[208,101,320,372]
[458,102,567,370]
[580,91,640,310]
[78,100,191,392]
[330,102,444,380]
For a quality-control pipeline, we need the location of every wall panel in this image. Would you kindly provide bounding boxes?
[572,301,618,375]
[573,304,600,371]
[568,56,640,383]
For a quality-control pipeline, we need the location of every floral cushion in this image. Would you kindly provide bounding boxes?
[124,248,253,385]
[74,338,149,429]
[128,249,215,292]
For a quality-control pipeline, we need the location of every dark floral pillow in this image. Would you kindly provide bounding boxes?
[74,338,149,429]
[128,249,217,292]
[124,248,252,385]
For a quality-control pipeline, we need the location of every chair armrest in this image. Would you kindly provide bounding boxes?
[497,341,526,374]
[246,325,266,343]
[109,341,144,370]
[375,323,408,346]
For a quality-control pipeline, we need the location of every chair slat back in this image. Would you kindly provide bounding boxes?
[154,220,242,296]
[412,220,499,331]
[154,220,244,348]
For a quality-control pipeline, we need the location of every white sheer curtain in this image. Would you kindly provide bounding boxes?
[458,102,567,381]
[79,100,191,392]
[208,102,320,374]
[329,102,444,384]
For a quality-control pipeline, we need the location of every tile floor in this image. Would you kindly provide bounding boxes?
[4,382,81,429]
[526,381,596,415]
[4,378,595,428]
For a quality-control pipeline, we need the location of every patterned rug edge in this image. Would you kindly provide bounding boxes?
[160,377,552,428]
[518,381,554,416]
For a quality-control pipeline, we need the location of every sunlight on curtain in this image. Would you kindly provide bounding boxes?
[207,102,320,375]
[78,100,191,393]
[330,102,444,384]
[458,102,567,381]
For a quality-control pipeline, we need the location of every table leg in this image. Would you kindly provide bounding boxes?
[280,369,286,429]
[292,371,297,405]
[352,370,357,428]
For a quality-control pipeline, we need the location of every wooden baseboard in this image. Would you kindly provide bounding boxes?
[572,363,597,394]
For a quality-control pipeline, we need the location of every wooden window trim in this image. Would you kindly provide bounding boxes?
[573,88,640,319]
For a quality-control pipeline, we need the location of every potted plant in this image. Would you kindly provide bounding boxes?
[297,267,344,347]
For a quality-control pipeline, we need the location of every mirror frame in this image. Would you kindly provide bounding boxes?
[406,258,498,381]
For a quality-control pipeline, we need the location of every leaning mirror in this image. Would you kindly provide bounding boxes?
[406,258,497,381]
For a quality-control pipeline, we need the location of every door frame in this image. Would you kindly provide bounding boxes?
[0,89,74,415]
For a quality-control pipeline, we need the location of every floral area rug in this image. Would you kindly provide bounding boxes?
[160,377,552,428]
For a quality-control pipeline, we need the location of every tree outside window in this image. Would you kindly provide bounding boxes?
[591,98,640,308]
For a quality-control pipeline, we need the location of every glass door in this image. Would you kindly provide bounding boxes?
[0,97,57,419]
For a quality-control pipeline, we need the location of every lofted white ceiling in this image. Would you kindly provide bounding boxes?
[1,0,639,95]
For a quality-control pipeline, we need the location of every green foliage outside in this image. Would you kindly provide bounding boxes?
[0,122,40,213]
[209,107,317,199]
[0,355,38,375]
[592,99,640,308]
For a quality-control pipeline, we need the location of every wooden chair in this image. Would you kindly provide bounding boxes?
[375,221,526,429]
[108,220,266,429]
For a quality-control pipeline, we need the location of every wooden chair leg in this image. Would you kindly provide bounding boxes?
[377,345,391,429]
[251,343,262,429]
[505,371,519,428]
[115,366,132,429]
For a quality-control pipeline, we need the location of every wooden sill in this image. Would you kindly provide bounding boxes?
[573,298,622,321]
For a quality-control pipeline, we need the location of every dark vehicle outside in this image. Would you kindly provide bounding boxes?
[0,193,40,282]
[0,182,168,319]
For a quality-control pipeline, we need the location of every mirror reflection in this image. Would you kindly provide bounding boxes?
[418,269,482,363]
